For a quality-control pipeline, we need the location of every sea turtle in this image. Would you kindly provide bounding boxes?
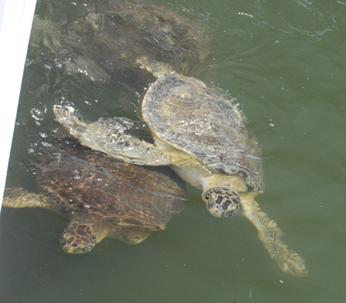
[31,1,207,89]
[2,138,184,254]
[53,58,307,275]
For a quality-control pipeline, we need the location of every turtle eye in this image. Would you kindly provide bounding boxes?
[204,193,210,200]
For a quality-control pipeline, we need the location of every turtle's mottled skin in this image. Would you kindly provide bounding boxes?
[3,138,184,254]
[53,59,307,276]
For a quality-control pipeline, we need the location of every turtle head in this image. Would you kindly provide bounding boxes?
[202,187,241,218]
[60,223,97,254]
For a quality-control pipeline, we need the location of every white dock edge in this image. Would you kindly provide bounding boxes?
[0,0,37,211]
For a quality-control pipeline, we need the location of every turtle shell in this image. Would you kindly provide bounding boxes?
[37,138,184,229]
[34,1,207,89]
[142,73,264,191]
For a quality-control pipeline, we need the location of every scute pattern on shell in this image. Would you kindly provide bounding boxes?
[37,138,184,228]
[142,73,264,191]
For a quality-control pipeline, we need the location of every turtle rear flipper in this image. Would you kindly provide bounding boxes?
[3,188,52,209]
[241,198,308,276]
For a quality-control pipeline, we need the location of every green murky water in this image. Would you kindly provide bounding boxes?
[1,0,346,302]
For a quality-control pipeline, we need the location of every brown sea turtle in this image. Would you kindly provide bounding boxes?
[53,58,307,275]
[2,138,184,254]
[31,1,207,88]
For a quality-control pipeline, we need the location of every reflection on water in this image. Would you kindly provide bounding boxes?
[1,0,346,302]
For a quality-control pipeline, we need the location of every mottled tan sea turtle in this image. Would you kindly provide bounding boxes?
[2,138,184,254]
[53,58,307,275]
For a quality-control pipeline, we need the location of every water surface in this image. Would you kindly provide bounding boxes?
[1,0,346,302]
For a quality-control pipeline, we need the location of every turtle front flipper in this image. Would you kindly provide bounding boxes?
[2,188,53,209]
[241,197,307,276]
[53,104,171,166]
[60,214,109,254]
[53,105,88,140]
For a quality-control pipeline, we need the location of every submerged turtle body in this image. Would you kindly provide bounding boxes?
[32,1,207,88]
[3,138,184,254]
[71,2,207,73]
